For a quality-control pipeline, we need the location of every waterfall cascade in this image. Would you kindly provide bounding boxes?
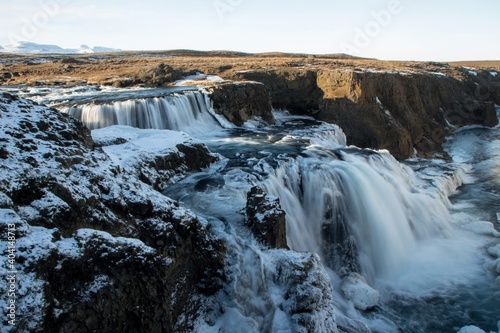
[60,90,229,135]
[263,148,460,280]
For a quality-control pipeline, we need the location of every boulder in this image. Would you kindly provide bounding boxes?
[245,186,287,249]
[137,63,185,86]
[340,273,380,311]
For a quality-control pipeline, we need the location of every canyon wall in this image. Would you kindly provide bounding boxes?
[231,67,499,159]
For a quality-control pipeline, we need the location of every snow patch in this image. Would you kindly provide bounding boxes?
[92,125,197,151]
[430,72,448,77]
[457,325,486,333]
[340,273,380,311]
[174,74,225,86]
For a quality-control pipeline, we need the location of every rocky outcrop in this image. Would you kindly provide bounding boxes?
[135,63,187,87]
[232,69,323,113]
[234,67,499,159]
[92,126,218,192]
[245,186,287,249]
[273,253,372,333]
[0,93,225,332]
[316,69,498,159]
[207,82,275,126]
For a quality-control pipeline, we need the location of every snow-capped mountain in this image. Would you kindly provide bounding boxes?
[0,41,121,54]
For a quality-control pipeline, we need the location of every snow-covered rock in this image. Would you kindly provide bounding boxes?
[245,186,287,249]
[0,92,225,332]
[340,273,380,311]
[457,325,486,333]
[92,125,218,190]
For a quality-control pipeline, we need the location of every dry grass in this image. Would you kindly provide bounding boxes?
[448,60,500,69]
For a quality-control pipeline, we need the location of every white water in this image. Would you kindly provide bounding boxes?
[60,90,229,135]
[263,149,457,282]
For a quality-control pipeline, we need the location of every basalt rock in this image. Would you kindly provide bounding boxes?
[245,186,287,249]
[207,82,275,126]
[232,67,499,159]
[316,69,498,159]
[232,69,323,114]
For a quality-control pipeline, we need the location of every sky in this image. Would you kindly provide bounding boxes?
[0,0,499,61]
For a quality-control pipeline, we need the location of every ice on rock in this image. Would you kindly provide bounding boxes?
[462,221,500,237]
[340,273,380,311]
[457,325,486,333]
[489,244,500,256]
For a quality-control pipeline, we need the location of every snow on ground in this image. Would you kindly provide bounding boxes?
[174,74,226,86]
[92,125,198,154]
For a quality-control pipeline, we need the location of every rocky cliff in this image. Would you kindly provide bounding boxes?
[206,82,274,126]
[232,67,499,159]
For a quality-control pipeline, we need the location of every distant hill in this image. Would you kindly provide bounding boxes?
[0,41,121,54]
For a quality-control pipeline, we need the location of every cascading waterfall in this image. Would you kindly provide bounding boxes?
[60,90,229,135]
[264,148,456,281]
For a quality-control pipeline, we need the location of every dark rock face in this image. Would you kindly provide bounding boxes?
[207,82,275,126]
[0,93,226,332]
[137,63,185,86]
[316,70,498,159]
[232,68,499,159]
[245,187,287,249]
[233,69,323,114]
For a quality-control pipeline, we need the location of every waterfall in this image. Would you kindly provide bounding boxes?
[60,91,228,135]
[264,148,456,281]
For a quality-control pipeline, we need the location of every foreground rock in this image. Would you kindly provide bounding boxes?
[0,93,225,332]
[91,125,219,191]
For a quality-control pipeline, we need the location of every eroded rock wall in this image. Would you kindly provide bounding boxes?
[233,68,499,159]
[207,81,275,126]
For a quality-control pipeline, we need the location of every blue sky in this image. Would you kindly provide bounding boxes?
[0,0,499,61]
